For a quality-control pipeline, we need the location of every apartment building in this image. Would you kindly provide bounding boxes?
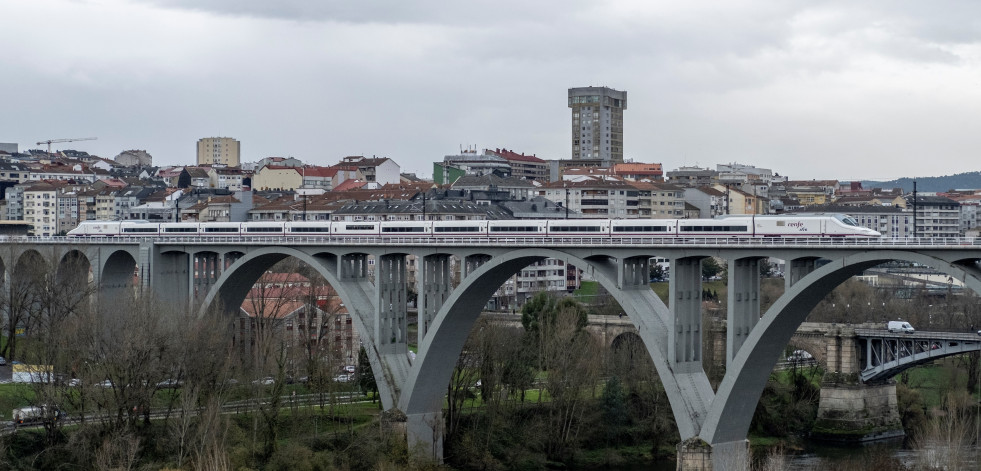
[541,179,639,218]
[196,137,241,167]
[568,86,627,165]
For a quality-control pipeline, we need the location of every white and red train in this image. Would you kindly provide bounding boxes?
[66,214,880,238]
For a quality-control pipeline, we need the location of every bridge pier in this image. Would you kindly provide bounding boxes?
[676,438,749,471]
[418,254,451,343]
[728,258,761,361]
[406,410,443,463]
[670,257,703,366]
[812,326,903,442]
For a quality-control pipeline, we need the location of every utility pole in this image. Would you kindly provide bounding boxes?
[912,180,918,238]
[565,187,570,220]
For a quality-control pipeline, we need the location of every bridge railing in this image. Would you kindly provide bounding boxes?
[4,235,981,248]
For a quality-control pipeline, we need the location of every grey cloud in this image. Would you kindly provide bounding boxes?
[142,0,589,24]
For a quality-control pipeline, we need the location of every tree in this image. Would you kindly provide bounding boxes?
[701,257,723,281]
[601,376,628,445]
[649,264,666,282]
[520,292,587,370]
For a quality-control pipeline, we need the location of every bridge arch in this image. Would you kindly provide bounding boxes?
[100,250,137,295]
[700,249,981,446]
[197,246,400,408]
[399,248,711,442]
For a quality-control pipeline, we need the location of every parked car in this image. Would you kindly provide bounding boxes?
[156,378,182,389]
[251,377,274,386]
[786,350,813,364]
[0,356,6,366]
[343,365,356,374]
[334,373,353,383]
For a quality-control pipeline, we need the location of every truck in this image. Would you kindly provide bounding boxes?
[887,321,915,334]
[12,405,63,425]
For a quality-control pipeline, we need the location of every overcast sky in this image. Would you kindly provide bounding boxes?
[3,0,980,181]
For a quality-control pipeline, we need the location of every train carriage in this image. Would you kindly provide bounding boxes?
[676,218,752,237]
[242,222,287,235]
[119,221,160,236]
[160,222,202,235]
[431,221,489,236]
[486,220,548,237]
[332,222,380,236]
[545,219,610,237]
[379,221,432,235]
[610,219,677,236]
[198,222,242,235]
[285,222,331,234]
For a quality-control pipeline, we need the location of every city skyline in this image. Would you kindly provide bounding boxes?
[3,0,981,181]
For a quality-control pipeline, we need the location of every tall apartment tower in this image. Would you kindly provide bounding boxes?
[568,86,626,166]
[196,137,241,167]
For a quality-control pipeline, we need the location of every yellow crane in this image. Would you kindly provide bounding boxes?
[36,137,97,153]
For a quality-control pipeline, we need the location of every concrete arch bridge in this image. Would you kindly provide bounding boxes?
[2,235,981,470]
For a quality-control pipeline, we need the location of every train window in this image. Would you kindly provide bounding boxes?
[550,226,602,232]
[123,227,157,233]
[382,226,425,233]
[681,226,748,232]
[434,226,482,232]
[164,227,197,233]
[246,227,282,232]
[291,227,330,233]
[614,226,669,232]
[204,227,239,233]
[490,226,540,232]
[345,225,375,231]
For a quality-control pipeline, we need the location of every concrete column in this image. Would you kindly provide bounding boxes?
[463,254,492,278]
[138,241,152,294]
[418,254,451,344]
[727,258,760,362]
[340,253,368,280]
[669,257,702,366]
[152,251,190,309]
[376,254,408,354]
[619,256,650,290]
[785,258,816,291]
[407,411,444,464]
[676,438,749,471]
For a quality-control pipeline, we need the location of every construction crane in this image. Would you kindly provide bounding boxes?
[36,137,97,153]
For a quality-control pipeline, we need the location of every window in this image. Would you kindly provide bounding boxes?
[549,226,602,232]
[434,226,482,233]
[491,226,540,232]
[123,227,157,233]
[246,226,282,232]
[681,225,748,232]
[614,226,669,232]
[204,227,238,233]
[344,225,375,231]
[164,227,197,233]
[382,226,425,233]
[291,226,330,233]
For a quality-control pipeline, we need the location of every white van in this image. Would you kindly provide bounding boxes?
[887,321,915,334]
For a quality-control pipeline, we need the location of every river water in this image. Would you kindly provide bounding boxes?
[782,439,980,470]
[606,439,980,470]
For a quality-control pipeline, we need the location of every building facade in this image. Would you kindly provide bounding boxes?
[568,86,626,165]
[196,137,241,167]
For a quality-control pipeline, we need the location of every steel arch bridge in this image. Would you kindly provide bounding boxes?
[2,235,981,470]
[855,329,981,383]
